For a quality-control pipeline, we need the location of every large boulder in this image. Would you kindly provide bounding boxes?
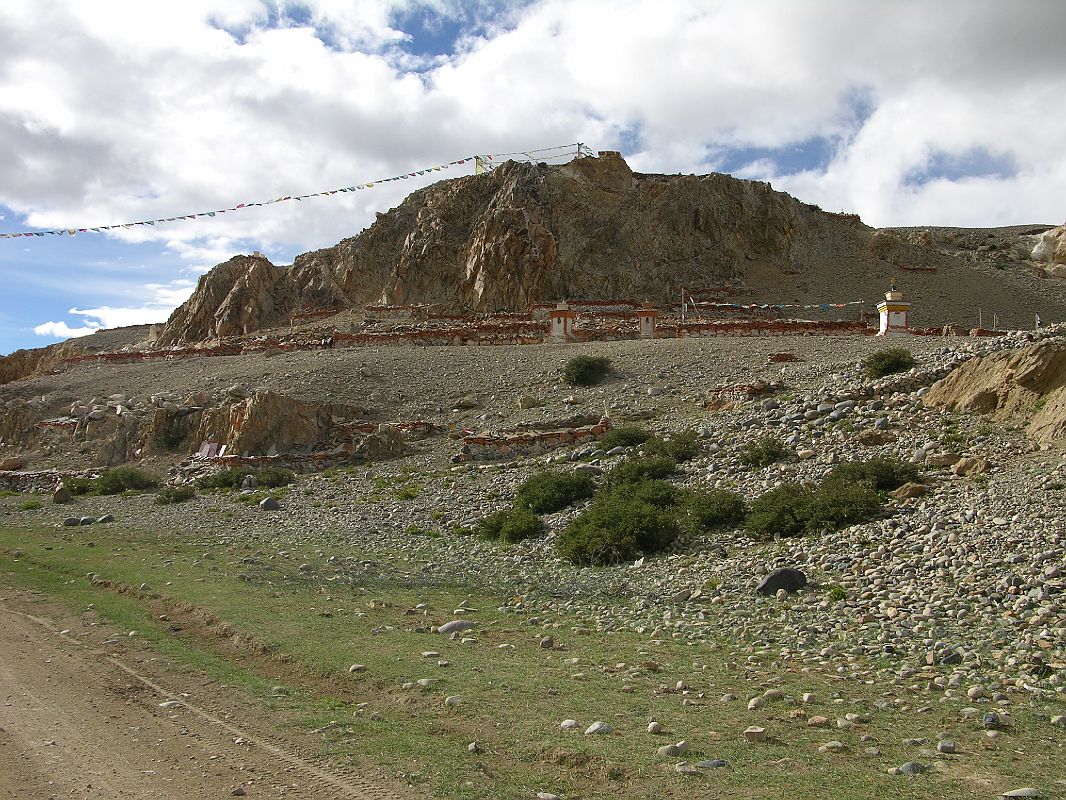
[756,568,808,596]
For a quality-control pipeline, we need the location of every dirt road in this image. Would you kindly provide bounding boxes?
[0,590,401,800]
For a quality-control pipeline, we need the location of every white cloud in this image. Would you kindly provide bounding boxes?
[33,321,100,338]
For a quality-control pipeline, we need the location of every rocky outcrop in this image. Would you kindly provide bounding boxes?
[923,342,1066,442]
[1031,224,1066,266]
[158,153,1066,345]
[0,340,85,386]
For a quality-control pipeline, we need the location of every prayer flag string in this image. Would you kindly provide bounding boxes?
[0,143,584,239]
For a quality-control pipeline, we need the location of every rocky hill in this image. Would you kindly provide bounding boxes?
[158,152,1066,345]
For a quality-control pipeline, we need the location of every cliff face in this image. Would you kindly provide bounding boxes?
[156,152,1057,345]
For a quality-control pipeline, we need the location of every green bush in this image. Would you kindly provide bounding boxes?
[197,468,254,490]
[255,466,296,488]
[155,485,196,505]
[744,458,900,540]
[563,355,612,386]
[864,347,916,378]
[825,458,919,491]
[683,489,747,533]
[642,430,701,462]
[557,487,681,566]
[745,482,815,540]
[802,479,882,533]
[515,471,596,513]
[477,506,544,544]
[606,456,677,485]
[69,466,161,496]
[598,425,651,450]
[739,437,789,468]
[19,499,43,510]
[197,466,295,490]
[826,585,847,602]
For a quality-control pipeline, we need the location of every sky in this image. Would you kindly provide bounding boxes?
[1,0,1064,355]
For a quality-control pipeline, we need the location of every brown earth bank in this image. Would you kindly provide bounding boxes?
[0,586,405,800]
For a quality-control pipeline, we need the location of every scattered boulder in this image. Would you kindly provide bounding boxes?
[756,568,807,596]
[52,483,72,504]
[0,455,23,471]
[259,497,281,511]
[891,482,928,500]
[437,619,476,635]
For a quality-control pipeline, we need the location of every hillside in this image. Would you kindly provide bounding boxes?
[157,152,1066,344]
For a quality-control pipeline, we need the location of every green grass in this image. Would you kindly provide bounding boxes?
[0,521,1062,800]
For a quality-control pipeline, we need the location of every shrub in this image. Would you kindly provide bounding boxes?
[598,425,651,450]
[255,466,296,488]
[606,456,677,485]
[197,466,294,490]
[515,471,596,513]
[69,466,160,496]
[825,458,918,492]
[683,489,747,533]
[196,467,254,490]
[744,482,814,540]
[802,479,882,533]
[563,355,612,386]
[826,585,847,602]
[557,489,681,566]
[477,506,544,544]
[738,437,789,468]
[19,499,43,510]
[863,347,916,378]
[155,485,196,505]
[642,429,701,462]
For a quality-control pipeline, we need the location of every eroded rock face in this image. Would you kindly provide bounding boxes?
[156,154,934,344]
[923,342,1066,442]
[1031,225,1066,265]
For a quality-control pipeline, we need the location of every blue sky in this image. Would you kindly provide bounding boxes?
[1,0,1064,355]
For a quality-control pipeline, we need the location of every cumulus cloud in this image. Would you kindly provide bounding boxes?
[33,321,100,339]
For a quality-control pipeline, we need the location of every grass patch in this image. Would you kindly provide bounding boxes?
[563,355,612,386]
[514,471,596,513]
[863,347,916,378]
[0,523,1062,800]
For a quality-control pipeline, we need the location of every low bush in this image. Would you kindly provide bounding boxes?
[477,506,544,544]
[864,347,916,378]
[255,466,296,488]
[557,487,681,566]
[197,466,295,490]
[563,355,612,386]
[606,455,677,485]
[642,429,701,462]
[738,436,789,468]
[825,458,919,491]
[155,485,196,505]
[69,466,161,496]
[745,457,904,540]
[19,499,43,510]
[801,478,882,533]
[744,482,814,540]
[515,471,596,513]
[682,489,747,533]
[597,425,651,450]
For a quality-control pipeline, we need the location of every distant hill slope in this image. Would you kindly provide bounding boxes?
[147,151,1065,344]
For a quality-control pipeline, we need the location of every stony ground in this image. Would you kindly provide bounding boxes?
[2,330,1065,798]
